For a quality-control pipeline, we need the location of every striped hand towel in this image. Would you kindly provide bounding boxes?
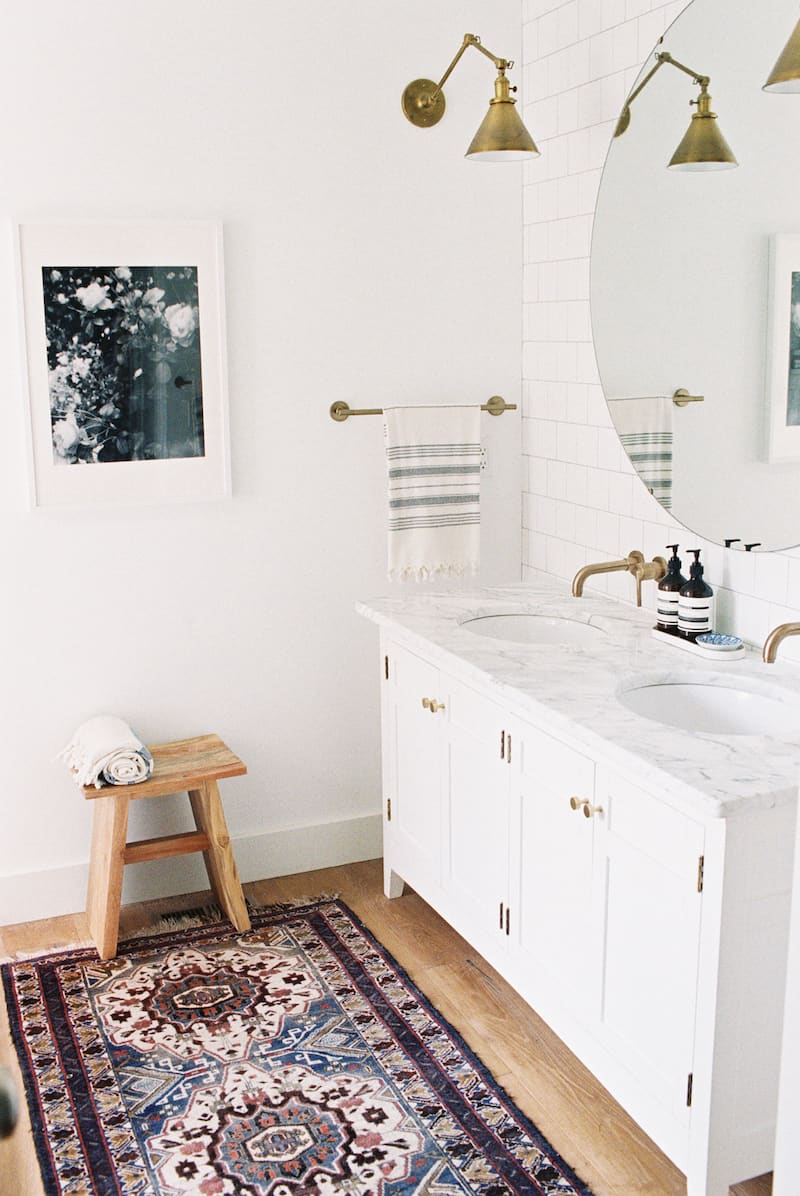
[384,405,481,581]
[609,396,673,509]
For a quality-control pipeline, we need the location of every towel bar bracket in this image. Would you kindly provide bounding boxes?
[329,396,517,422]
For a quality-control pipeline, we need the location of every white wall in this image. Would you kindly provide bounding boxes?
[521,0,800,656]
[0,1,523,924]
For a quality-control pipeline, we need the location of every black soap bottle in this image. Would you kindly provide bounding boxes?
[656,545,686,635]
[678,549,715,641]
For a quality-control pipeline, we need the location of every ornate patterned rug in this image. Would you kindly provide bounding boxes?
[2,898,594,1196]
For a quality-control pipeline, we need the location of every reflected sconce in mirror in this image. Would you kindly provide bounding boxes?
[614,50,738,170]
[764,18,800,91]
[401,33,539,162]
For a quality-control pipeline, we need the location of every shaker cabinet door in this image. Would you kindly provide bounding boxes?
[513,721,597,1025]
[592,767,704,1127]
[383,644,447,894]
[445,677,510,951]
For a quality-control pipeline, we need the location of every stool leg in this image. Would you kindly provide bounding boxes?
[188,781,250,932]
[86,793,130,959]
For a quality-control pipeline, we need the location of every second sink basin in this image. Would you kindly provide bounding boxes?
[617,675,800,736]
[460,613,606,646]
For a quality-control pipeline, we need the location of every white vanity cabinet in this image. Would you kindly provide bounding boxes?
[378,635,795,1196]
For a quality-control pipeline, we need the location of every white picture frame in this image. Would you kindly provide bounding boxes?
[766,233,800,464]
[17,220,230,507]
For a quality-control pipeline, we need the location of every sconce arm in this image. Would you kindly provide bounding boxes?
[615,49,711,137]
[431,33,511,102]
[656,51,708,88]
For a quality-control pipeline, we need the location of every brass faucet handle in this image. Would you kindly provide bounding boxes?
[628,553,667,607]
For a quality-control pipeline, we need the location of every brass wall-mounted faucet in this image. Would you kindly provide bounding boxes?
[572,550,667,607]
[762,622,800,663]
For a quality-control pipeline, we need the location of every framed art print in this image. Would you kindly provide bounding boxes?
[766,233,800,464]
[17,220,230,506]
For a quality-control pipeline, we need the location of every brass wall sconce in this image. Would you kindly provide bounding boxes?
[615,50,738,170]
[764,17,800,91]
[401,33,539,162]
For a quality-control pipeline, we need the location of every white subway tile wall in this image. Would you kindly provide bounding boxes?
[521,0,800,661]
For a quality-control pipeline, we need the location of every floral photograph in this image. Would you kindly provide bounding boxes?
[42,264,205,465]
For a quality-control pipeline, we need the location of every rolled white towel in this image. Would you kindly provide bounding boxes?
[59,715,154,789]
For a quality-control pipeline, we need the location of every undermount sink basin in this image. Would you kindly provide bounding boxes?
[460,613,606,646]
[617,676,800,736]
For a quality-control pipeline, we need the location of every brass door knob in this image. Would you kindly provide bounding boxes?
[569,796,589,813]
[582,803,603,819]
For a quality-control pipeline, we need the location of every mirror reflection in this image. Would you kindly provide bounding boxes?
[591,0,800,551]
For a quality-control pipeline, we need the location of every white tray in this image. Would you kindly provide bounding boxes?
[650,627,746,660]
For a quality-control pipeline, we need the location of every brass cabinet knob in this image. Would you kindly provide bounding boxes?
[421,697,446,713]
[569,796,603,818]
[422,697,432,709]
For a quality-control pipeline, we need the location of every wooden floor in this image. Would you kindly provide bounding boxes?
[0,859,772,1196]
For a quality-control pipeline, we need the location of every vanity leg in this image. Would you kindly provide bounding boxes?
[383,860,404,899]
[685,1160,731,1196]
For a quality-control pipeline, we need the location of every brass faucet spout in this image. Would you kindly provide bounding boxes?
[572,555,639,598]
[572,550,667,607]
[762,622,800,664]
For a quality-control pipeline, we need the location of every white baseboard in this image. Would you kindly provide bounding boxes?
[0,813,382,928]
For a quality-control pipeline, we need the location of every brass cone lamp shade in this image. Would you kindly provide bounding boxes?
[667,91,738,171]
[465,73,539,161]
[764,18,800,92]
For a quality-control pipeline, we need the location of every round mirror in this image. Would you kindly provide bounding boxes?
[591,0,800,551]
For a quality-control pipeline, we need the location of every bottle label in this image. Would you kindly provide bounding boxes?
[657,593,680,629]
[678,594,714,637]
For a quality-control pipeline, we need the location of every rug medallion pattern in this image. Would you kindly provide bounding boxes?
[2,899,593,1196]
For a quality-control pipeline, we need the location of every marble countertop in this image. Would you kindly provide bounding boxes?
[357,576,800,820]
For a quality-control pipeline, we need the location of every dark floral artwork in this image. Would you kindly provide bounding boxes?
[42,265,205,465]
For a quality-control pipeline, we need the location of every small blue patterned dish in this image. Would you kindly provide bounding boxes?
[696,633,743,651]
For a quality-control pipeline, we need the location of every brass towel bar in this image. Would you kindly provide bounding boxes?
[329,395,517,422]
[608,389,704,408]
[671,388,704,407]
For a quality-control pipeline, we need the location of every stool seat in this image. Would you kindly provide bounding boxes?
[84,733,250,959]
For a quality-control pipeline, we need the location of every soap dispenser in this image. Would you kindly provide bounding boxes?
[678,549,715,641]
[656,546,686,635]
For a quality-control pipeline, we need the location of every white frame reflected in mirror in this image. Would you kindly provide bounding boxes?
[767,234,800,463]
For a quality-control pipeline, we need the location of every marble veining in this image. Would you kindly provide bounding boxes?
[356,576,800,819]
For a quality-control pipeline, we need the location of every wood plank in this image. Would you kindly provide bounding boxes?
[188,781,250,932]
[123,831,211,865]
[83,734,246,802]
[85,792,129,959]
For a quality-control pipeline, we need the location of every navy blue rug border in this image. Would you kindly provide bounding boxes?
[1,897,595,1196]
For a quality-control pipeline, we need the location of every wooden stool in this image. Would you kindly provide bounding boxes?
[84,733,250,959]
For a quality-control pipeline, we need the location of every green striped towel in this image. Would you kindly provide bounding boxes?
[384,405,481,581]
[610,396,673,509]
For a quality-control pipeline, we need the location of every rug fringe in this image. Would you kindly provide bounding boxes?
[0,942,90,965]
[121,891,341,940]
[0,893,343,964]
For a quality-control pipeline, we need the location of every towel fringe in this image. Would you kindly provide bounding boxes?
[389,563,479,583]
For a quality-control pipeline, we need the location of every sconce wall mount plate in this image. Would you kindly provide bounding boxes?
[402,79,446,128]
